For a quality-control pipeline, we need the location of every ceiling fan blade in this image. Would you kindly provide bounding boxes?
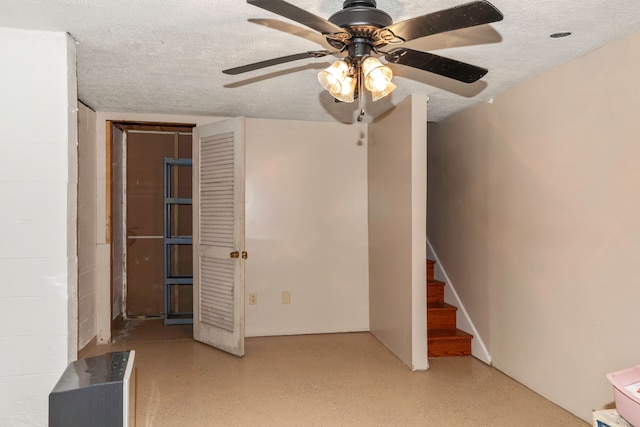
[247,0,346,35]
[378,0,503,43]
[385,48,488,83]
[222,50,333,75]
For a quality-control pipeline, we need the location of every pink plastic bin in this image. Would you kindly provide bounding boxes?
[607,365,640,427]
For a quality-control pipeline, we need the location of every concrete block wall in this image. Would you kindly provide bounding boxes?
[0,28,77,426]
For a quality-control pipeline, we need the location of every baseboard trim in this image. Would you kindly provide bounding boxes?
[427,240,492,365]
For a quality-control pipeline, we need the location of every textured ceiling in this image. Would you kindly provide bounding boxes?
[1,0,639,122]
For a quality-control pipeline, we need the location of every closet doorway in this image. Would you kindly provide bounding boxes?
[109,122,194,323]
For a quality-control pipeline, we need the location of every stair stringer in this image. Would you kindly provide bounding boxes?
[427,240,492,365]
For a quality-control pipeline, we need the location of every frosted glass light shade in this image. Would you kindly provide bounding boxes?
[318,60,350,96]
[370,81,396,101]
[361,56,396,101]
[334,75,356,103]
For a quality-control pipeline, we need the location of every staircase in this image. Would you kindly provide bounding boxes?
[427,259,473,357]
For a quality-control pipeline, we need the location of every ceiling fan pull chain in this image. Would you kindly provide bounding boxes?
[357,69,365,122]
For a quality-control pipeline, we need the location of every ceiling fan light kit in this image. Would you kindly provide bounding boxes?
[318,55,395,103]
[224,0,504,114]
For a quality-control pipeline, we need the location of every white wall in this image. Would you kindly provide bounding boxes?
[368,96,428,370]
[77,103,98,350]
[244,118,370,336]
[0,28,77,426]
[428,29,640,422]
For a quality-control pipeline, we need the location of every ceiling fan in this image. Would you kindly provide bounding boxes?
[223,0,503,106]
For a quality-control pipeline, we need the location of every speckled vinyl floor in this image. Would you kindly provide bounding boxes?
[84,320,588,426]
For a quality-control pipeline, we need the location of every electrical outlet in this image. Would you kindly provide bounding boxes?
[249,292,257,305]
[282,291,291,305]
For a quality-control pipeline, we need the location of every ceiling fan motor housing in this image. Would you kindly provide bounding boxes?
[328,0,393,58]
[329,0,392,30]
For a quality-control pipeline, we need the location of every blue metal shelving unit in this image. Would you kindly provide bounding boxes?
[163,157,193,325]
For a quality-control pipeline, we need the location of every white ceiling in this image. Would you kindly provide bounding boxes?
[1,0,639,123]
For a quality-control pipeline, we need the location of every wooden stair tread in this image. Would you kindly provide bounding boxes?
[427,303,457,330]
[427,302,457,310]
[427,260,435,281]
[428,329,473,357]
[428,329,473,340]
[425,258,472,357]
[427,280,445,303]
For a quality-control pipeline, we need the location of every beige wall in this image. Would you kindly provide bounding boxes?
[77,103,98,350]
[369,96,428,370]
[428,29,640,421]
[244,118,370,336]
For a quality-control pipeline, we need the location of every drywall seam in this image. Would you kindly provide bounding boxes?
[427,239,492,365]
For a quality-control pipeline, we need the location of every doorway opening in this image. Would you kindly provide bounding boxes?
[107,121,195,340]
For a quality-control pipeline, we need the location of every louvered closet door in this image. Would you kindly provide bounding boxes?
[192,118,245,356]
